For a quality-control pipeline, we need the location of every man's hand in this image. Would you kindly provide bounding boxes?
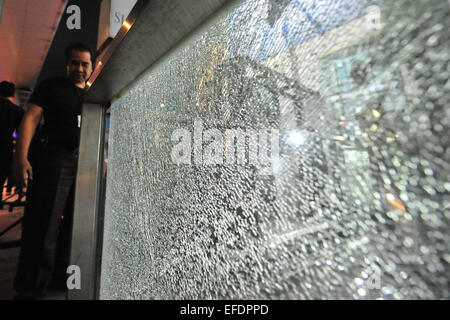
[12,156,33,189]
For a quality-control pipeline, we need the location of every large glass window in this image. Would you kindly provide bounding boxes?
[101,0,449,299]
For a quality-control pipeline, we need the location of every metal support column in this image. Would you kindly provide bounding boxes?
[68,102,105,300]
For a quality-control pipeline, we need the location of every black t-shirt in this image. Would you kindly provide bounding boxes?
[29,77,84,149]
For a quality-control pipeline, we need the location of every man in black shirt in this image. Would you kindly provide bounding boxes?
[12,43,94,299]
[0,81,24,188]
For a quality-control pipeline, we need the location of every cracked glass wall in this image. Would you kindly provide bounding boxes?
[100,0,449,299]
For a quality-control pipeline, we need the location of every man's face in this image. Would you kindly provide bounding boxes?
[66,50,93,86]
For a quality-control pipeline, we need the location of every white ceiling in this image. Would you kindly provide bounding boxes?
[0,0,66,90]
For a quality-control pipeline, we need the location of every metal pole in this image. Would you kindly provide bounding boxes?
[68,102,105,300]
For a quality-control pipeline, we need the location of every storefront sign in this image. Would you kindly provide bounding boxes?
[110,0,137,38]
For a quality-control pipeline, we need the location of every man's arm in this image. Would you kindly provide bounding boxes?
[12,104,44,188]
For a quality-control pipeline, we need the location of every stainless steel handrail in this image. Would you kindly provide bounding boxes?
[85,0,149,94]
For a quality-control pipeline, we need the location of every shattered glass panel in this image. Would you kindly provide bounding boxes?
[100,0,449,299]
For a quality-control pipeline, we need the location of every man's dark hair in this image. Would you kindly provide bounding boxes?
[0,81,15,97]
[64,42,95,66]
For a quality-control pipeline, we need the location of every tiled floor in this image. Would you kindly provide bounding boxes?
[0,186,66,300]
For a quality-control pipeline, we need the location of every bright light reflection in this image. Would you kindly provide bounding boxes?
[287,131,306,146]
[123,20,132,31]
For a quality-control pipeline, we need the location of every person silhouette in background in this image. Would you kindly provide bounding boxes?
[0,81,24,190]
